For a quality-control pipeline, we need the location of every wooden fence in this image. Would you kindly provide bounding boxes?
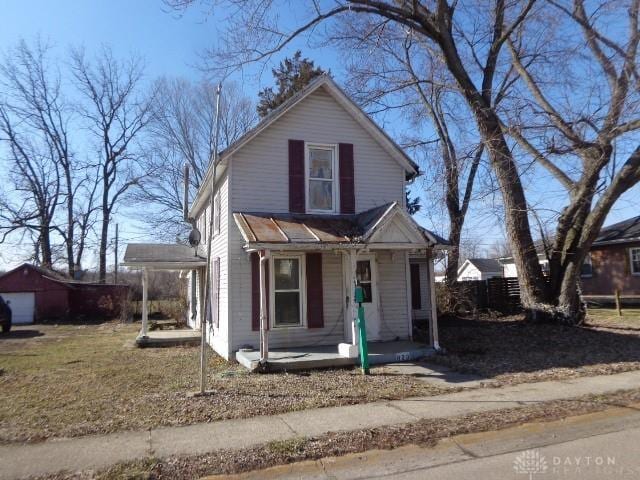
[454,277,523,313]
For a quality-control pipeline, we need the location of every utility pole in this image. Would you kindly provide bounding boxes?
[114,223,119,284]
[200,82,223,395]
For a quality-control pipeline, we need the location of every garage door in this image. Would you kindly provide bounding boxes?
[0,292,35,324]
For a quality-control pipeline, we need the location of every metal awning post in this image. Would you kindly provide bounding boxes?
[141,268,149,338]
[427,248,441,350]
[259,250,270,363]
[349,249,359,346]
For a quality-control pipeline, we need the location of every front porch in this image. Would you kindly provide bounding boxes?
[236,340,434,372]
[135,328,201,347]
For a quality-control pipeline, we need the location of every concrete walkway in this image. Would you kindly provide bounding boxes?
[2,370,640,480]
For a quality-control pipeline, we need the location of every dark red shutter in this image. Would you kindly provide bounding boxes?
[410,263,422,310]
[306,253,324,328]
[289,139,305,213]
[339,143,355,214]
[251,252,269,331]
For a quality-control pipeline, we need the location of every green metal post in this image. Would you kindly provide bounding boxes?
[355,286,369,374]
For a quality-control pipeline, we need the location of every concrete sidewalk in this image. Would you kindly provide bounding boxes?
[213,402,640,479]
[2,370,640,480]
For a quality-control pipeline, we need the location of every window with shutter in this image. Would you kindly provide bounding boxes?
[306,144,337,213]
[271,254,305,327]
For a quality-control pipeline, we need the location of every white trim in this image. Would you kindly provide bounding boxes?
[305,142,339,214]
[269,253,307,329]
[630,247,640,276]
[213,191,221,236]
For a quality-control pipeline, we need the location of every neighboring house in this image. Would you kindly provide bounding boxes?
[499,253,549,278]
[581,216,640,297]
[0,263,128,323]
[457,258,504,281]
[124,75,448,363]
[494,216,640,298]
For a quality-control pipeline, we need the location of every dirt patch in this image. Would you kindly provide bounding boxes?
[427,312,640,386]
[35,388,640,480]
[0,323,448,443]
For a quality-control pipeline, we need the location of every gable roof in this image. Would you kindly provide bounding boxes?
[459,258,503,275]
[593,215,640,245]
[191,75,419,216]
[0,263,70,283]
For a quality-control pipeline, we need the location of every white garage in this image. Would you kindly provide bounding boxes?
[0,292,35,324]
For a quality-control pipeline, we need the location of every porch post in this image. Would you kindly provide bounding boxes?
[427,248,440,350]
[259,250,270,362]
[349,249,358,346]
[141,268,149,338]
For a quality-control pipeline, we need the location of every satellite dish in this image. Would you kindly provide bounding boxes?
[188,227,201,248]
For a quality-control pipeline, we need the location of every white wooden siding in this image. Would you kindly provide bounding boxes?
[230,87,405,213]
[376,252,411,341]
[192,172,231,359]
[228,246,345,352]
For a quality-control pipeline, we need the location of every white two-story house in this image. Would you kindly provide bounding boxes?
[125,75,447,370]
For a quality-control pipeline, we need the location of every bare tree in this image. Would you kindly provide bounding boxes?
[168,0,640,324]
[71,48,155,282]
[0,40,81,274]
[332,17,491,286]
[133,78,255,240]
[0,106,61,268]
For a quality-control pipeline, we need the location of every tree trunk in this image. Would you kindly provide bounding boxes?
[445,218,462,287]
[436,34,549,317]
[40,224,53,269]
[65,169,75,278]
[98,203,109,283]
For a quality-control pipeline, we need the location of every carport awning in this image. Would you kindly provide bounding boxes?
[122,243,207,270]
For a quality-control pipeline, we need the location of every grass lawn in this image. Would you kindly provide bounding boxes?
[429,309,640,386]
[0,322,448,444]
[585,307,640,330]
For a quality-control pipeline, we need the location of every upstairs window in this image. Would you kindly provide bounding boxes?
[306,144,337,213]
[631,248,640,276]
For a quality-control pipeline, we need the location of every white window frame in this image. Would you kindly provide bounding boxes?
[305,143,339,214]
[630,247,640,276]
[213,192,221,236]
[270,253,306,329]
[580,253,593,278]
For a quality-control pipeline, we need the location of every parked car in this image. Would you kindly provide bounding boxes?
[0,295,12,334]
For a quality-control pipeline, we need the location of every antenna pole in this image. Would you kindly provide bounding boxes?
[200,82,223,395]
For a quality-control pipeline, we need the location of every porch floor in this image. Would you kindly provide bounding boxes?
[235,340,434,372]
[135,328,201,348]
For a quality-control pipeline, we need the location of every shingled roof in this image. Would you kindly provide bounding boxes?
[464,258,503,273]
[122,243,206,268]
[593,215,640,245]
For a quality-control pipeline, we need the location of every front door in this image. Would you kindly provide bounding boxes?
[356,256,380,341]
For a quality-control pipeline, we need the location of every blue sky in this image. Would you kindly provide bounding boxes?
[1,1,638,269]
